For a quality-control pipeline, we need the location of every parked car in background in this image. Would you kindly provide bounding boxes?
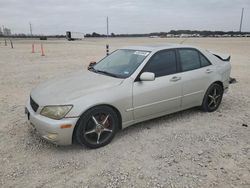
[25,44,231,148]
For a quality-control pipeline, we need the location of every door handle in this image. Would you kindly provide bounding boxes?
[170,76,181,82]
[206,69,213,73]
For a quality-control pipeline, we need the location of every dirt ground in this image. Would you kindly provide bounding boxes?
[0,37,249,188]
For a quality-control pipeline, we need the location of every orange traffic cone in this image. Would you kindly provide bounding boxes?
[41,44,45,56]
[32,43,35,53]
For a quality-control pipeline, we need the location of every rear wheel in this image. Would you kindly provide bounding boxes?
[201,83,223,112]
[75,106,119,149]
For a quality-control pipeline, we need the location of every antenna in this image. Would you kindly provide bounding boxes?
[106,16,109,38]
[29,22,33,36]
[239,8,244,32]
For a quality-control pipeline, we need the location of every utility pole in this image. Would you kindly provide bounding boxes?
[239,8,244,32]
[29,22,33,36]
[106,16,109,56]
[106,16,109,38]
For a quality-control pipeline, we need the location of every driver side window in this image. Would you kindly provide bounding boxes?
[144,50,177,77]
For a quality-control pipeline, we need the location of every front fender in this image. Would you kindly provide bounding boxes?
[65,79,134,127]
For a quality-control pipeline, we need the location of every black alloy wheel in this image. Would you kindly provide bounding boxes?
[202,83,223,112]
[75,106,119,148]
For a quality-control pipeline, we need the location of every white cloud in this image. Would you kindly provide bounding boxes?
[0,0,249,34]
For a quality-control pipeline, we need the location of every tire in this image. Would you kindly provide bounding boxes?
[201,83,223,112]
[75,106,119,149]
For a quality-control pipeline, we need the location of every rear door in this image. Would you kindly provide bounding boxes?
[133,49,182,120]
[177,48,215,109]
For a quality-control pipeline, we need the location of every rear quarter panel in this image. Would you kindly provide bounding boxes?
[202,49,231,91]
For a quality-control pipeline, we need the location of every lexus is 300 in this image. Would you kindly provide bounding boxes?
[25,44,231,148]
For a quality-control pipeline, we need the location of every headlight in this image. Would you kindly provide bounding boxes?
[40,105,73,120]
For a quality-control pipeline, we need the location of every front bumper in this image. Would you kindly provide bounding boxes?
[25,102,78,145]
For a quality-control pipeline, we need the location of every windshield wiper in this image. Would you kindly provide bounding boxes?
[88,66,121,78]
[94,70,120,78]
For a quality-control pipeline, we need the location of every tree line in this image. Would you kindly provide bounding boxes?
[0,30,249,38]
[85,30,250,37]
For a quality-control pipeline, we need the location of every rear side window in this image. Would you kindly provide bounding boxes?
[144,50,177,77]
[200,54,211,67]
[179,49,200,71]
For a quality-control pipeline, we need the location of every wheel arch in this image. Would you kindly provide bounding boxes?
[204,80,224,97]
[212,80,224,91]
[72,104,122,143]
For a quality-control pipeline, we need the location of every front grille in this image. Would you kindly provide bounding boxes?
[30,97,39,112]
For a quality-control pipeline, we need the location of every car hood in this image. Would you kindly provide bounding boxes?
[31,70,123,106]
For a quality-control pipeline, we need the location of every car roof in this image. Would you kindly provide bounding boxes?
[121,44,198,52]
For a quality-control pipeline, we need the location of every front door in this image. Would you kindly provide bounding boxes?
[132,49,182,120]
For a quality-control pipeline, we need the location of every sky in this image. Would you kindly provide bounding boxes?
[0,0,249,35]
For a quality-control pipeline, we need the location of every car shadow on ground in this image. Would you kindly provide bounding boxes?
[114,107,204,143]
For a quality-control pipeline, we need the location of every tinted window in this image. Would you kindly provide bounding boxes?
[144,50,177,77]
[200,54,211,67]
[179,49,200,71]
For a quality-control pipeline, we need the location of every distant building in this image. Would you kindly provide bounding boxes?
[180,34,190,38]
[3,27,11,36]
[149,35,159,38]
[0,27,2,35]
[166,34,175,38]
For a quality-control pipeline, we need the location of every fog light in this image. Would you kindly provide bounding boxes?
[46,133,58,140]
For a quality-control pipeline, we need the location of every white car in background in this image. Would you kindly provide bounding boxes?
[25,44,231,148]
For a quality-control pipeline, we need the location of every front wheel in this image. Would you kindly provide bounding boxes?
[75,106,119,149]
[201,83,223,112]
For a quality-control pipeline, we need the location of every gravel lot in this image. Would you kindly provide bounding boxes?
[0,37,249,188]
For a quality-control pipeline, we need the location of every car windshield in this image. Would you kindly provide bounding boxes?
[91,49,150,78]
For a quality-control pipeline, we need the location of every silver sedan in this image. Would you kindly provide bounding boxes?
[25,44,231,148]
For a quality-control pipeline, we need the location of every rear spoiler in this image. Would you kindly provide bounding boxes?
[209,51,231,61]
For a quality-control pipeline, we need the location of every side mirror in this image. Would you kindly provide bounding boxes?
[140,72,155,81]
[88,61,96,70]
